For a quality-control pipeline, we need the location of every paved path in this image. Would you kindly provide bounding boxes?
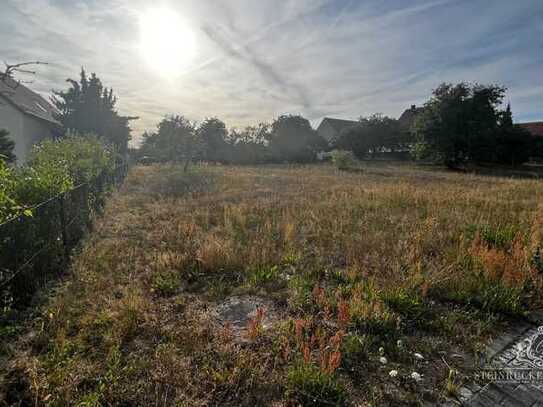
[456,314,543,406]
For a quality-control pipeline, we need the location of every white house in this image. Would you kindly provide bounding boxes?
[0,77,62,163]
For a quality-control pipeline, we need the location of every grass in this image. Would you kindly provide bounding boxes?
[2,162,543,405]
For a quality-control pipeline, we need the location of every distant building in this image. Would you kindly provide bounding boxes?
[519,122,543,137]
[398,105,423,133]
[317,117,359,145]
[0,77,62,163]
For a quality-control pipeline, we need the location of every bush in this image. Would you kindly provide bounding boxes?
[0,161,20,222]
[330,150,356,170]
[0,129,16,164]
[28,135,115,185]
[0,136,116,220]
[151,271,181,296]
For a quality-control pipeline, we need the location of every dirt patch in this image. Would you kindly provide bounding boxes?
[211,296,279,340]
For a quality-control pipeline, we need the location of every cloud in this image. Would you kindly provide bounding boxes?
[1,0,542,144]
[201,23,312,110]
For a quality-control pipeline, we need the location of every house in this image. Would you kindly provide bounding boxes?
[0,77,62,163]
[398,105,423,133]
[519,122,543,137]
[317,117,359,145]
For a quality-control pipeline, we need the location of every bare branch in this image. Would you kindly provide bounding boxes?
[0,61,48,90]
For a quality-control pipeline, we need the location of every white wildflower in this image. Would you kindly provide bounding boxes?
[396,340,403,348]
[413,353,424,360]
[378,347,385,355]
[411,372,422,382]
[389,370,398,378]
[379,356,387,364]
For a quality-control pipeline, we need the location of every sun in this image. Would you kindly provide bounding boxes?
[139,8,196,76]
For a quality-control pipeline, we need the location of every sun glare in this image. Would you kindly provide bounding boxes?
[139,8,196,76]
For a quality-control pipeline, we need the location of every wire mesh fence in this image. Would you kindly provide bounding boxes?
[0,162,128,315]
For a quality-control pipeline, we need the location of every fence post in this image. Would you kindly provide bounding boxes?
[59,193,69,262]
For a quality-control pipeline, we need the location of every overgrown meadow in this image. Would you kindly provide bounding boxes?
[4,162,543,405]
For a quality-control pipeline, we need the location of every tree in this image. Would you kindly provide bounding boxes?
[227,123,271,164]
[413,83,503,167]
[335,114,401,158]
[494,104,538,166]
[414,83,539,167]
[0,129,16,164]
[140,116,198,171]
[268,115,327,162]
[52,69,136,155]
[0,61,48,87]
[198,117,229,162]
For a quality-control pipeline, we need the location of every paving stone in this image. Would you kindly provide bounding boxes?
[527,310,543,325]
[456,323,543,406]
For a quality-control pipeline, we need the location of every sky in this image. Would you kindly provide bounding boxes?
[1,0,542,145]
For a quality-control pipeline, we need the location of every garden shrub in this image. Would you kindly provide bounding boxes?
[0,161,20,222]
[0,135,116,218]
[27,135,115,185]
[330,150,356,170]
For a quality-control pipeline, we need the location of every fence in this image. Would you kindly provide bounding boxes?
[0,163,128,314]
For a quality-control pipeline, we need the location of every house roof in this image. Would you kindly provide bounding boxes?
[398,105,423,130]
[519,122,543,137]
[0,77,61,127]
[318,117,359,133]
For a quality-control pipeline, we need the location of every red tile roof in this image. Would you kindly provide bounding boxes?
[519,122,543,137]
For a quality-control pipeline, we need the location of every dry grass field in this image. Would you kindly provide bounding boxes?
[3,162,543,406]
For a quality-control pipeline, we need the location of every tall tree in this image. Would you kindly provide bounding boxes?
[52,69,135,155]
[198,117,229,162]
[227,123,271,164]
[269,115,327,162]
[0,129,16,164]
[413,82,511,167]
[494,104,538,166]
[140,116,198,171]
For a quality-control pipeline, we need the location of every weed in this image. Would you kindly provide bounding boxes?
[341,333,371,370]
[478,224,518,249]
[151,271,181,296]
[444,368,461,398]
[286,363,346,406]
[248,265,280,287]
[246,307,266,340]
[383,288,436,332]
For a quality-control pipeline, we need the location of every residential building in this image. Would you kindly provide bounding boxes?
[0,77,62,163]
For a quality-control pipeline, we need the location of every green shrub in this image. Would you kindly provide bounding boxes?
[330,150,356,170]
[13,160,73,205]
[0,129,16,164]
[286,363,346,406]
[0,136,116,218]
[0,161,20,222]
[151,271,181,296]
[28,135,115,185]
